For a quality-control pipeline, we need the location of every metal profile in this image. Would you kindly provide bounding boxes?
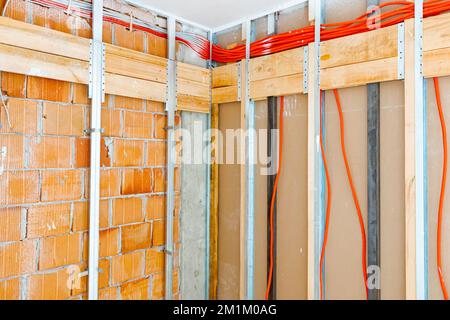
[303,45,309,93]
[87,0,104,301]
[397,22,405,80]
[165,15,177,301]
[414,0,427,300]
[237,61,242,101]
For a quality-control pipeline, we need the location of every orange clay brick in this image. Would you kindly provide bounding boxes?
[151,273,164,299]
[27,77,71,103]
[123,111,152,139]
[147,34,167,58]
[121,168,152,195]
[146,100,165,112]
[27,203,71,238]
[42,102,84,136]
[113,139,144,167]
[153,114,167,139]
[0,134,24,169]
[152,220,165,247]
[0,99,39,134]
[121,223,151,253]
[83,169,121,198]
[112,197,144,226]
[145,249,164,274]
[103,22,113,44]
[0,278,20,300]
[0,240,36,279]
[3,0,26,21]
[120,278,150,300]
[146,195,165,221]
[114,96,145,111]
[111,251,145,285]
[99,286,118,300]
[99,259,110,289]
[40,170,83,202]
[147,141,166,167]
[28,136,72,169]
[0,207,22,242]
[1,72,26,98]
[153,168,166,193]
[0,171,39,205]
[72,200,109,232]
[99,228,119,257]
[72,83,89,105]
[114,25,145,52]
[27,268,71,300]
[74,137,112,168]
[101,108,122,137]
[38,233,81,270]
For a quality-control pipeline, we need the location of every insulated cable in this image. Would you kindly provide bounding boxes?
[433,77,449,300]
[265,96,284,300]
[333,89,368,300]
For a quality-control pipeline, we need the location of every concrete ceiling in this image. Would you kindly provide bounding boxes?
[132,0,307,31]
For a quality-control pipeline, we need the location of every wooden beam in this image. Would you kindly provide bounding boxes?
[209,103,220,299]
[212,63,239,88]
[177,95,210,113]
[105,73,166,102]
[177,78,210,99]
[250,74,304,100]
[178,62,211,85]
[249,47,303,81]
[423,11,450,52]
[423,47,450,78]
[212,86,239,104]
[320,57,398,90]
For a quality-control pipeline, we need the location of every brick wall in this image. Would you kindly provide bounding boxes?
[0,0,180,300]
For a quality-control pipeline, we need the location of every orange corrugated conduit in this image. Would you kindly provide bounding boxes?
[333,89,368,300]
[265,96,284,300]
[433,77,449,300]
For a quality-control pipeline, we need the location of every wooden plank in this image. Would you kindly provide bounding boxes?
[212,86,239,104]
[105,73,166,102]
[423,11,450,52]
[106,52,167,83]
[178,78,210,99]
[209,103,219,299]
[320,57,398,90]
[404,18,416,300]
[249,47,303,82]
[0,16,89,61]
[250,74,303,100]
[0,43,88,84]
[177,95,210,113]
[212,63,239,88]
[177,62,211,85]
[423,47,450,78]
[105,43,167,66]
[320,25,397,69]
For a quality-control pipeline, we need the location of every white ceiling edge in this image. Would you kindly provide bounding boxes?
[125,0,308,34]
[212,0,308,33]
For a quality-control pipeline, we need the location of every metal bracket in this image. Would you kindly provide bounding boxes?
[237,61,242,101]
[88,40,106,103]
[303,46,309,93]
[397,22,405,79]
[85,128,105,134]
[166,60,178,110]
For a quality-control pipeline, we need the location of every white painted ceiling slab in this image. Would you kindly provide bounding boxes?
[131,0,308,31]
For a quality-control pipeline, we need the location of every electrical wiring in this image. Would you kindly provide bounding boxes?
[265,96,284,300]
[319,90,332,300]
[333,89,368,300]
[16,0,450,62]
[433,77,449,300]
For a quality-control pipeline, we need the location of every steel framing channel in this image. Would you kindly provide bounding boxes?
[87,0,104,301]
[165,15,177,300]
[398,22,405,79]
[414,0,427,300]
[244,19,256,300]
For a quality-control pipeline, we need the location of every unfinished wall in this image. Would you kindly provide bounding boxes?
[0,0,180,300]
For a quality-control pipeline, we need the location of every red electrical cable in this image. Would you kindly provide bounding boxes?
[265,96,284,300]
[333,89,368,300]
[433,77,449,300]
[319,91,332,300]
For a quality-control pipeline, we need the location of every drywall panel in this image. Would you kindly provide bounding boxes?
[380,81,405,300]
[427,76,450,300]
[217,102,241,299]
[276,94,308,299]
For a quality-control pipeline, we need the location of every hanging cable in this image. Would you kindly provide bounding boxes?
[433,77,449,300]
[333,89,368,300]
[319,90,332,300]
[265,96,284,300]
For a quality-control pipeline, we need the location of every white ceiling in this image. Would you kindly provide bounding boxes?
[131,0,308,31]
